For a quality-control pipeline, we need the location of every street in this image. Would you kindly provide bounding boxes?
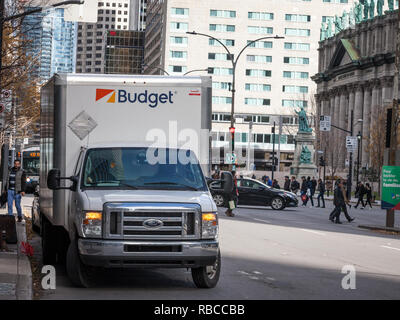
[28,199,400,300]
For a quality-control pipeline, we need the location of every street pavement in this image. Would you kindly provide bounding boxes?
[30,200,400,300]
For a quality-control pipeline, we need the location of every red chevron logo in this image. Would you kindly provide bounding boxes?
[96,89,115,102]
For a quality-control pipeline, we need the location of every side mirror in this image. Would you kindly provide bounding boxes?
[221,171,233,194]
[47,169,60,190]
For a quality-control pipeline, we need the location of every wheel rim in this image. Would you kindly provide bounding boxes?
[213,195,224,206]
[206,256,219,280]
[272,198,283,209]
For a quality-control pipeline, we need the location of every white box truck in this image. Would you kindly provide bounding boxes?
[39,74,231,288]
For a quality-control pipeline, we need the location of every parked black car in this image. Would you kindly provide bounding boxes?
[209,177,298,210]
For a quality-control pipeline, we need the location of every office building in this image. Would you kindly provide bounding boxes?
[144,0,356,170]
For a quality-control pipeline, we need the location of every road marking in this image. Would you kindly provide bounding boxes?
[381,245,400,252]
[253,271,262,275]
[300,228,326,236]
[238,271,250,275]
[253,218,271,223]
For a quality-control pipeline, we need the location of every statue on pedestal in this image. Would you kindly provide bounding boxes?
[377,0,384,15]
[369,0,375,18]
[363,0,370,20]
[355,2,363,23]
[295,106,312,133]
[349,8,356,26]
[388,0,394,10]
[327,19,333,38]
[300,146,312,164]
[320,22,327,41]
[342,10,349,29]
[334,15,342,34]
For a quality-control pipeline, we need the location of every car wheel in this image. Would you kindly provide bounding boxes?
[191,250,221,288]
[213,194,225,207]
[271,197,285,210]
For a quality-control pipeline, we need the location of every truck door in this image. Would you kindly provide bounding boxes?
[68,149,85,230]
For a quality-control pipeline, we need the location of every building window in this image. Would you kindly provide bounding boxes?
[282,100,308,107]
[168,65,188,73]
[285,28,310,36]
[209,24,235,32]
[210,10,236,18]
[170,36,188,46]
[247,40,272,49]
[283,71,309,79]
[170,22,189,32]
[248,26,273,34]
[171,7,189,16]
[244,98,270,106]
[283,56,309,64]
[248,12,273,20]
[285,14,311,22]
[245,69,271,77]
[170,50,187,59]
[209,38,235,46]
[208,52,231,60]
[246,55,272,63]
[208,67,233,75]
[212,82,231,90]
[284,42,310,51]
[282,85,308,93]
[245,83,271,91]
[213,96,232,104]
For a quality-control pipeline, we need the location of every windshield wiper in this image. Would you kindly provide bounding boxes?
[119,182,139,190]
[144,182,199,191]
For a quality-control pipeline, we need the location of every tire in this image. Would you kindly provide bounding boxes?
[191,250,221,288]
[212,194,225,207]
[42,217,57,265]
[66,237,96,288]
[271,197,285,210]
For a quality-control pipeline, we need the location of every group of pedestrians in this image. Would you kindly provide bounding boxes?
[354,181,373,209]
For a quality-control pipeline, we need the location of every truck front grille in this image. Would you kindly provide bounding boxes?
[103,203,200,240]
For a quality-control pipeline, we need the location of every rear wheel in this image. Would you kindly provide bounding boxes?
[271,197,285,210]
[66,237,96,288]
[212,194,225,207]
[191,250,221,288]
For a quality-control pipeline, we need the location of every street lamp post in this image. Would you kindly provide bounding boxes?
[356,131,362,184]
[186,31,284,155]
[184,68,211,76]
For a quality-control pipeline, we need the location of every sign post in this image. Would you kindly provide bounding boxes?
[381,166,400,210]
[319,115,331,132]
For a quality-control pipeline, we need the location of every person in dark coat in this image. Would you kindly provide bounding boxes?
[5,159,26,222]
[363,183,373,209]
[354,182,366,209]
[330,179,354,223]
[300,176,308,206]
[306,176,314,207]
[272,179,280,189]
[316,178,325,208]
[225,171,238,217]
[290,176,300,194]
[283,176,290,191]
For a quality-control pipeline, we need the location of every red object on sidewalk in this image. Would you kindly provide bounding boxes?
[21,241,33,257]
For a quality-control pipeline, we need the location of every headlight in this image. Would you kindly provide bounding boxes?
[202,212,218,239]
[26,177,31,183]
[82,211,102,237]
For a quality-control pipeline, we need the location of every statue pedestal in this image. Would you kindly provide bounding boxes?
[290,131,318,179]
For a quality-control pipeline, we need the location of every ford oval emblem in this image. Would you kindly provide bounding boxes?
[143,219,163,229]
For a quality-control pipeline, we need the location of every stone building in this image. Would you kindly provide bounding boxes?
[312,9,399,173]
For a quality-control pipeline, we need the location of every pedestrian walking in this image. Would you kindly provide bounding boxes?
[225,171,238,217]
[316,178,325,208]
[306,176,314,207]
[329,179,354,223]
[363,183,373,209]
[283,176,290,191]
[266,176,272,187]
[290,176,300,195]
[5,159,26,222]
[354,182,366,209]
[300,176,308,206]
[262,175,267,184]
[251,174,256,179]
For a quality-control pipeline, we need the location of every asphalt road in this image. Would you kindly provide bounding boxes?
[28,199,400,300]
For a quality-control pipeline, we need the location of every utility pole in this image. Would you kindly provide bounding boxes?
[271,121,276,180]
[347,110,354,200]
[386,5,400,228]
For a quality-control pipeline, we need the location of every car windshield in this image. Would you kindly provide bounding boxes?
[82,147,207,191]
[22,156,40,176]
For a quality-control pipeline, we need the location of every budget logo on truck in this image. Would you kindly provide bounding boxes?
[95,88,174,108]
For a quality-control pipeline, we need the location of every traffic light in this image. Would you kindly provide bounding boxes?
[229,127,235,134]
[319,156,325,166]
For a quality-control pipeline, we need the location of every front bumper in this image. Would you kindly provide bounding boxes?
[285,197,298,207]
[78,238,219,268]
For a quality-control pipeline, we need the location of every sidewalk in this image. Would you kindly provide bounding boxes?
[0,205,32,300]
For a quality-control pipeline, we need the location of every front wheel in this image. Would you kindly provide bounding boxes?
[66,238,96,288]
[191,250,221,288]
[271,197,285,210]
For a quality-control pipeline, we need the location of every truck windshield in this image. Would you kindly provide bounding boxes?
[82,147,207,191]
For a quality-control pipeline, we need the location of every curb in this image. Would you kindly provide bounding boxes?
[16,222,33,300]
[358,224,400,233]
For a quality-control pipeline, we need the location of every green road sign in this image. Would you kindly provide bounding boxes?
[381,166,400,210]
